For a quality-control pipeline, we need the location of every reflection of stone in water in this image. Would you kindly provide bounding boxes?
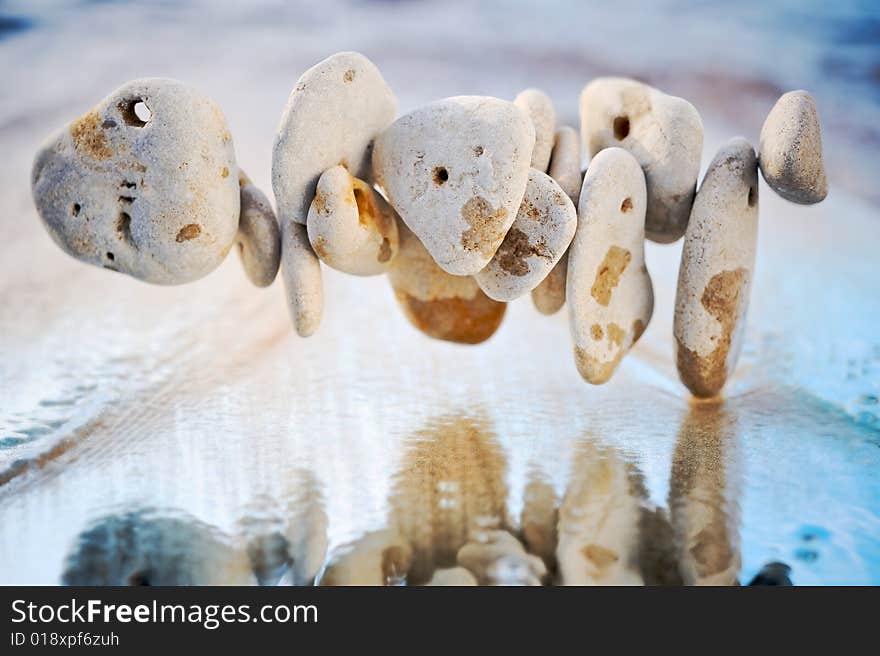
[388,414,509,584]
[61,508,253,586]
[319,530,411,586]
[457,529,546,585]
[557,441,647,585]
[520,468,558,575]
[239,469,329,586]
[669,400,741,586]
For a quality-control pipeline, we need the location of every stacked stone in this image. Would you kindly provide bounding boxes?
[30,53,827,399]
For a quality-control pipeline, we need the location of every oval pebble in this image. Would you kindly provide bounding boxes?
[426,567,478,586]
[580,77,703,243]
[373,95,535,276]
[514,88,556,172]
[474,168,576,302]
[306,165,399,276]
[567,147,653,385]
[674,137,759,398]
[531,126,582,315]
[388,221,506,344]
[31,78,239,284]
[272,52,397,227]
[456,530,546,586]
[758,90,827,204]
[280,221,323,337]
[237,171,280,288]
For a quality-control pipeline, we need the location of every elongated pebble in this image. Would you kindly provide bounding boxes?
[674,137,759,398]
[580,77,703,243]
[272,52,397,226]
[388,221,506,344]
[237,171,280,287]
[31,78,239,284]
[281,221,323,337]
[373,95,534,275]
[758,90,827,204]
[567,148,653,384]
[474,168,576,302]
[556,442,645,585]
[306,165,398,276]
[532,126,582,315]
[514,88,556,172]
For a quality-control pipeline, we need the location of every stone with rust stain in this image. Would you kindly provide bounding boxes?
[474,168,576,302]
[272,52,397,227]
[388,222,506,344]
[580,77,703,243]
[567,148,653,384]
[674,137,759,398]
[456,529,546,586]
[556,442,647,585]
[236,171,280,288]
[514,88,556,172]
[373,95,534,275]
[532,126,583,315]
[31,78,239,284]
[306,165,399,276]
[281,221,323,337]
[759,90,827,204]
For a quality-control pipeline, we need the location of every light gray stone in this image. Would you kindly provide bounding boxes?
[514,88,556,172]
[237,171,280,288]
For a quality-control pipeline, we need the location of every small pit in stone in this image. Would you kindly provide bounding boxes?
[473,146,484,156]
[71,203,81,216]
[613,115,630,140]
[747,186,757,207]
[433,167,449,185]
[343,69,355,83]
[119,98,152,127]
[105,252,115,261]
[620,197,633,213]
[116,212,132,244]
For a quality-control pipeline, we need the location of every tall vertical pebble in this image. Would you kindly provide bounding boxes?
[674,137,759,398]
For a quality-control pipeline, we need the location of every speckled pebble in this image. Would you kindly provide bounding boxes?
[674,137,759,398]
[532,126,582,315]
[237,171,280,288]
[373,95,535,275]
[31,78,240,284]
[272,52,397,227]
[759,90,827,204]
[580,77,703,243]
[474,168,576,302]
[280,221,323,337]
[567,148,653,384]
[306,165,399,276]
[514,88,556,172]
[388,221,506,344]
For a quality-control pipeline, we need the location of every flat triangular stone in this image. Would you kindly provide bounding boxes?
[373,96,535,276]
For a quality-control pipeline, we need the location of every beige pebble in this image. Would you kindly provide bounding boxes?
[514,88,556,172]
[388,221,506,344]
[426,567,478,586]
[474,168,576,302]
[556,442,645,586]
[31,78,239,284]
[280,221,323,337]
[674,137,759,398]
[319,530,411,586]
[520,472,558,574]
[580,77,703,243]
[567,148,653,384]
[531,126,582,315]
[456,529,546,585]
[236,171,280,288]
[272,52,397,227]
[758,90,827,204]
[373,95,535,275]
[306,165,399,276]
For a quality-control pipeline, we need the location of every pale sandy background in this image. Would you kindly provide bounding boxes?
[0,0,878,584]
